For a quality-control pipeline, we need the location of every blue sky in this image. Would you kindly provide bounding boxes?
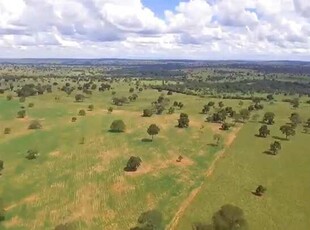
[0,0,309,60]
[142,0,182,18]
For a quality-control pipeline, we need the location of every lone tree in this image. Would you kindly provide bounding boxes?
[26,150,38,160]
[28,120,42,130]
[110,120,126,132]
[124,156,142,172]
[258,125,270,138]
[280,125,296,140]
[130,210,163,230]
[147,124,160,141]
[201,105,210,114]
[263,112,275,125]
[270,141,281,155]
[212,204,248,230]
[254,185,267,196]
[178,113,189,128]
[213,134,222,146]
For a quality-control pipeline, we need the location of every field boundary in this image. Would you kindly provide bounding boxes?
[167,126,242,230]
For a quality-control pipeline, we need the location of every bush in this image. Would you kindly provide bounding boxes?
[88,104,94,111]
[124,156,142,172]
[26,150,38,160]
[4,128,11,134]
[28,120,42,129]
[17,110,26,118]
[108,107,113,113]
[0,160,3,171]
[142,109,153,117]
[71,117,77,122]
[28,103,34,108]
[75,94,84,102]
[110,120,126,132]
[78,110,86,116]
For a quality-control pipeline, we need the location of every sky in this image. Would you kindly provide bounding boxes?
[0,0,310,60]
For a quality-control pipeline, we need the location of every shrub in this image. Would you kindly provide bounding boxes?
[78,110,86,116]
[28,103,34,108]
[71,117,77,122]
[88,104,94,111]
[26,150,38,160]
[178,113,189,128]
[28,120,42,129]
[4,128,11,135]
[108,107,113,113]
[142,109,153,117]
[124,156,142,172]
[0,160,3,171]
[110,120,126,132]
[17,110,26,118]
[75,94,85,102]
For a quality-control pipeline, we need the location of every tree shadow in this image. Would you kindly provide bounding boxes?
[263,150,274,155]
[251,191,263,197]
[272,136,288,141]
[141,138,152,142]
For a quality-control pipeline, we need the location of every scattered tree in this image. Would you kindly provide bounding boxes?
[110,120,126,132]
[26,150,38,160]
[178,113,189,128]
[28,120,42,129]
[88,104,94,111]
[4,128,11,135]
[289,113,302,128]
[212,204,248,230]
[124,156,142,172]
[17,110,26,118]
[270,141,281,155]
[78,110,86,116]
[147,124,160,141]
[143,109,153,117]
[263,112,275,125]
[75,94,84,102]
[280,125,296,140]
[254,185,267,196]
[108,107,114,113]
[258,125,270,138]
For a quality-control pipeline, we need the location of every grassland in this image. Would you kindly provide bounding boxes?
[0,81,245,229]
[176,98,310,230]
[0,62,310,230]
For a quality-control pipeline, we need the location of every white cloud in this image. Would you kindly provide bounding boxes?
[0,0,309,60]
